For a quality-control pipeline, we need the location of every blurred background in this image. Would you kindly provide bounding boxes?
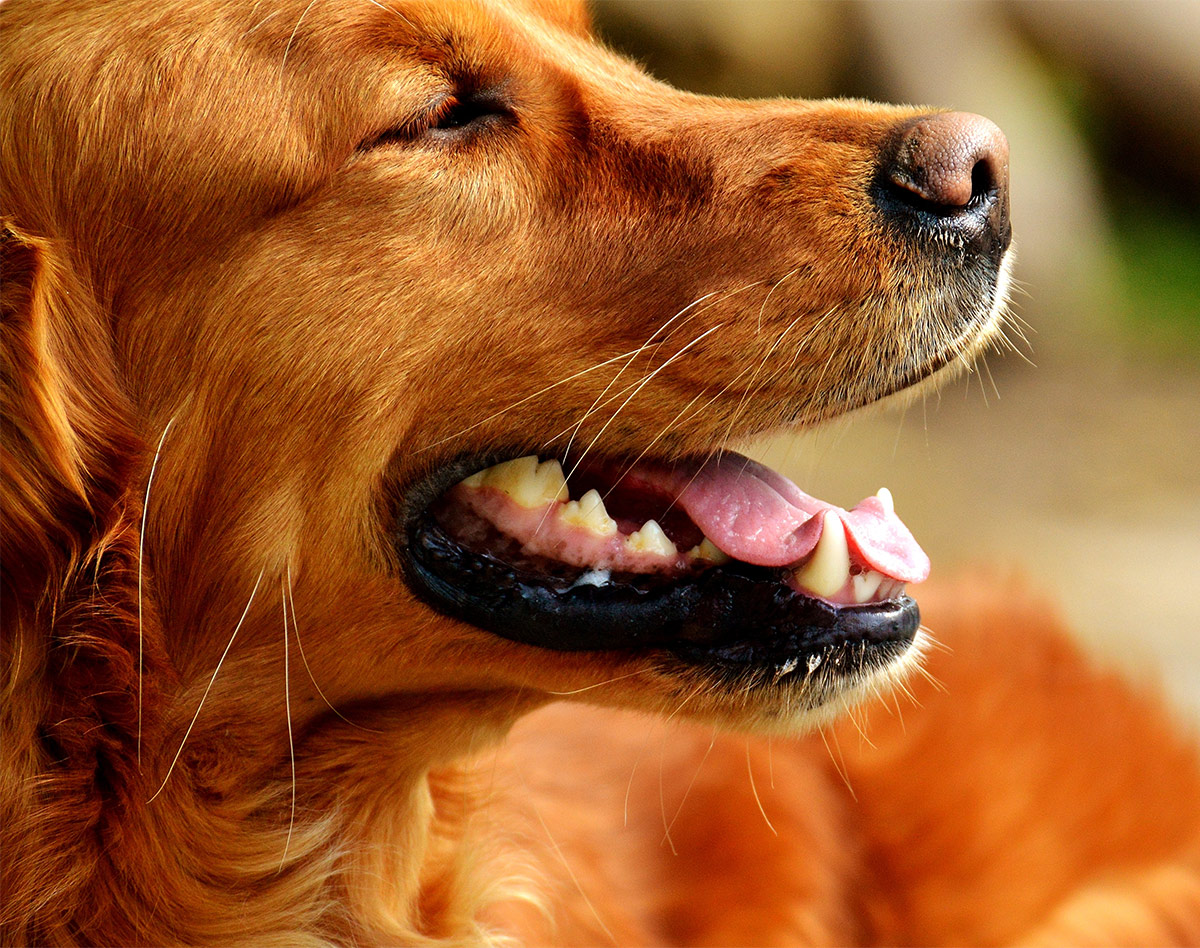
[593,1,1200,718]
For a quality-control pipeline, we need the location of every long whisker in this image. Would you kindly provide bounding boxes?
[278,0,320,87]
[510,758,618,946]
[138,416,175,770]
[418,346,646,453]
[717,304,811,451]
[652,362,760,521]
[279,578,296,873]
[148,567,265,804]
[745,740,778,835]
[561,289,725,463]
[545,669,649,696]
[286,564,380,732]
[649,279,764,358]
[657,681,706,855]
[817,724,856,799]
[567,323,725,480]
[602,388,708,499]
[560,280,765,463]
[755,266,802,333]
[661,728,716,844]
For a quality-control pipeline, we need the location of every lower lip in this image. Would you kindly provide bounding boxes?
[403,513,919,663]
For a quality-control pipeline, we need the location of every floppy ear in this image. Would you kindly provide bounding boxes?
[1,220,155,750]
[1,222,140,606]
[1,223,159,938]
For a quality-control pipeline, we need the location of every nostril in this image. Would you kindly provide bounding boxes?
[874,110,1012,257]
[969,157,994,204]
[884,111,1010,211]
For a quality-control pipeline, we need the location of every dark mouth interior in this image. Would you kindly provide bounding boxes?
[400,451,920,676]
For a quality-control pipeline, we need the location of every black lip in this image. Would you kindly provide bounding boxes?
[400,479,920,667]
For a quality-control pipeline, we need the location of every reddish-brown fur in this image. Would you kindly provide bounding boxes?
[3,0,1199,944]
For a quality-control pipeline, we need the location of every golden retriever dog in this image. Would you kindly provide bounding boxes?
[3,0,1199,944]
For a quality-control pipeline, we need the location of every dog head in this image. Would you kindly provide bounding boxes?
[2,0,1011,768]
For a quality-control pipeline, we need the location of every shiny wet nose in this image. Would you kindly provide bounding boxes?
[876,111,1011,257]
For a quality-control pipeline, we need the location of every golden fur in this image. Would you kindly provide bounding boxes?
[2,0,1199,944]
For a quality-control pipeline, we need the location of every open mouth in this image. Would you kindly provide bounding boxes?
[402,449,929,676]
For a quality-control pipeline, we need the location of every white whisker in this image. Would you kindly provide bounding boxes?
[279,0,320,87]
[419,346,646,452]
[661,728,716,844]
[657,682,706,855]
[138,416,175,770]
[561,289,725,463]
[755,266,802,333]
[286,564,379,732]
[510,758,618,946]
[744,740,777,836]
[602,388,708,499]
[545,669,649,696]
[818,724,856,799]
[147,567,265,804]
[279,578,296,873]
[567,323,725,480]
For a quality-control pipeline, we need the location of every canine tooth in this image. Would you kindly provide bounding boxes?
[876,487,894,515]
[480,455,568,508]
[460,471,485,488]
[792,511,850,598]
[626,520,677,558]
[559,489,618,536]
[691,537,731,565]
[852,570,885,603]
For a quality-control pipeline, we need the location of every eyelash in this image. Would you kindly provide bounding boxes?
[363,91,511,151]
[427,94,502,132]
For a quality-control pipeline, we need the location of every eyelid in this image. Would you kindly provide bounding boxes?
[358,92,451,150]
[359,85,511,151]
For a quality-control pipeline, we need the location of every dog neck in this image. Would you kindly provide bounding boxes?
[6,549,543,945]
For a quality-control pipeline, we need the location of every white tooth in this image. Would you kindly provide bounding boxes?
[479,455,568,508]
[792,511,850,598]
[690,537,731,565]
[875,487,894,516]
[852,570,885,603]
[535,458,570,502]
[460,470,485,488]
[626,519,677,558]
[559,489,618,536]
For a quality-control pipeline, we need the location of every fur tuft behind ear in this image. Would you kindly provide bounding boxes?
[1,221,160,944]
[1,222,140,602]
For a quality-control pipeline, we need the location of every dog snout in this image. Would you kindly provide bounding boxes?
[875,111,1011,258]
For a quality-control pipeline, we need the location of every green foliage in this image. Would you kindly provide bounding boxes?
[1110,194,1200,352]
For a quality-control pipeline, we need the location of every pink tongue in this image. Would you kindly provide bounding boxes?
[637,453,930,583]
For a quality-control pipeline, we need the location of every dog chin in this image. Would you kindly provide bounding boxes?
[641,627,929,737]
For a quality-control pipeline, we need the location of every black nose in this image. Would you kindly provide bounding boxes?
[875,111,1011,258]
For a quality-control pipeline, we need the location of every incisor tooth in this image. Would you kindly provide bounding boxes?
[559,489,618,536]
[690,537,731,565]
[852,570,885,603]
[477,455,568,508]
[875,487,894,516]
[625,519,677,558]
[792,511,850,598]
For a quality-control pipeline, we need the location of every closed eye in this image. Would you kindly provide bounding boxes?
[362,90,514,151]
[429,93,508,132]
